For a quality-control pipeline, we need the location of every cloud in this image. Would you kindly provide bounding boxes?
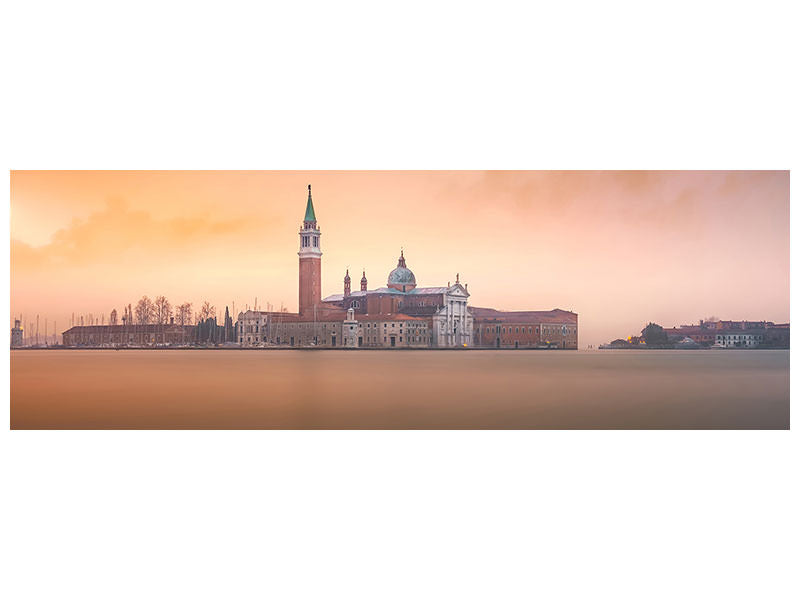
[11,197,255,271]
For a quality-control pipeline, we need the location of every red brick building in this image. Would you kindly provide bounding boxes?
[470,308,578,349]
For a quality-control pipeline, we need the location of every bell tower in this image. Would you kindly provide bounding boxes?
[298,184,322,315]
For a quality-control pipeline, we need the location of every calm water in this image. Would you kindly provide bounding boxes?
[10,349,789,429]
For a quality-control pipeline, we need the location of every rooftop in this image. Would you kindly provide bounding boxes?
[470,307,578,324]
[323,285,456,303]
[238,309,348,323]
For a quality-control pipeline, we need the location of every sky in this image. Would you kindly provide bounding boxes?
[9,170,789,347]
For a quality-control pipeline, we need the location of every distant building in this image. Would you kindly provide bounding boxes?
[763,324,790,348]
[662,326,717,346]
[62,322,196,347]
[622,319,789,349]
[715,330,764,348]
[661,319,789,348]
[11,320,23,348]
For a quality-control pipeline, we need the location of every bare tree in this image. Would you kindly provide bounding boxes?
[109,309,118,326]
[198,301,216,322]
[175,302,193,326]
[154,296,172,324]
[135,296,154,325]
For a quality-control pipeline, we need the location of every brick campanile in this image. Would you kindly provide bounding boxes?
[298,184,322,315]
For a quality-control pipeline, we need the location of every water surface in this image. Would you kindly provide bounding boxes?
[10,349,789,429]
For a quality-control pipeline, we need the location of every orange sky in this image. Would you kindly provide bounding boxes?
[9,170,789,347]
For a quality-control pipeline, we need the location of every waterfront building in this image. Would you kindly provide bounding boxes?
[61,322,197,347]
[238,309,346,347]
[662,320,789,348]
[662,326,718,346]
[763,324,790,347]
[604,319,790,349]
[715,330,764,348]
[470,308,578,349]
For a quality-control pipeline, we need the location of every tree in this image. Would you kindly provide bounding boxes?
[154,296,172,324]
[641,322,668,346]
[176,302,193,326]
[135,296,154,325]
[109,309,118,326]
[198,301,216,322]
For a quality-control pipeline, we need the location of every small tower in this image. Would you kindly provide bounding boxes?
[11,319,23,348]
[344,269,351,297]
[298,184,322,315]
[360,269,368,291]
[343,308,359,348]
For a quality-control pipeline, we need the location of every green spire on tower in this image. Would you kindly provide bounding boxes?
[304,184,317,222]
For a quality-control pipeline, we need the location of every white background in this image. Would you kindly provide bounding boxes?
[1,1,797,599]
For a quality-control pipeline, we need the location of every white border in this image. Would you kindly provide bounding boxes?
[2,2,797,599]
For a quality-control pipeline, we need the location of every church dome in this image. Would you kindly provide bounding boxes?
[387,250,416,291]
[388,267,416,285]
